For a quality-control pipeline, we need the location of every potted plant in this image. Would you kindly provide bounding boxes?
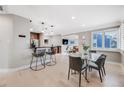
[82,44,90,55]
[31,40,36,48]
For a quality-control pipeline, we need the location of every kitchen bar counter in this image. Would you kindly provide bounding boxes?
[33,46,61,54]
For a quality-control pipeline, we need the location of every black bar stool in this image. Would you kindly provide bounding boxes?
[30,49,46,71]
[46,48,56,66]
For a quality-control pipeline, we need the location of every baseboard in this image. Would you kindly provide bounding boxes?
[0,69,9,73]
[0,59,52,74]
[107,61,122,65]
[0,64,30,74]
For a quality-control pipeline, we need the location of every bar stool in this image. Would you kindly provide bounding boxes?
[30,49,46,71]
[46,48,56,66]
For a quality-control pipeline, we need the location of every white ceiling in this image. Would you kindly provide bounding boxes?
[6,5,124,35]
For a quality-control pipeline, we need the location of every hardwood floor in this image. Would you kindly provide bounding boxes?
[0,54,124,87]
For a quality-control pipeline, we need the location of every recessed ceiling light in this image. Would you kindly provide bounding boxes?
[42,30,45,33]
[71,16,76,19]
[30,28,33,31]
[81,24,86,27]
[29,17,32,23]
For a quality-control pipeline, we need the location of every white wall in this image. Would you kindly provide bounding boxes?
[0,15,13,71]
[9,15,32,68]
[50,35,62,46]
[0,14,39,69]
[0,14,62,70]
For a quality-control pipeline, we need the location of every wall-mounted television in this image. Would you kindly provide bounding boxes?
[69,40,75,44]
[62,39,68,45]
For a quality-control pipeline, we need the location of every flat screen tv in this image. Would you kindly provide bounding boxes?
[62,39,68,45]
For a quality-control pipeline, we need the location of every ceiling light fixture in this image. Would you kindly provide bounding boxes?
[29,19,55,35]
[40,21,55,34]
[71,16,76,19]
[51,25,54,27]
[29,20,32,23]
[41,22,45,24]
[29,17,32,23]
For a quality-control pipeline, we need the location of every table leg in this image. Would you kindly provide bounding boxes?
[85,59,89,83]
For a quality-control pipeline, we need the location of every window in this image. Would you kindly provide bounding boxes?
[104,31,118,48]
[92,32,102,48]
[92,28,119,49]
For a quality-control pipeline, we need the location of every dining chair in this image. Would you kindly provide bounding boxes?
[68,56,88,87]
[30,49,46,71]
[100,54,107,76]
[88,54,106,82]
[46,48,56,66]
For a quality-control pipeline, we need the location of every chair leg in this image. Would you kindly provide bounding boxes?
[40,56,45,68]
[50,55,52,62]
[54,54,56,63]
[30,56,33,68]
[43,56,46,67]
[40,56,42,65]
[68,68,70,80]
[45,54,46,61]
[98,70,102,82]
[79,72,81,87]
[35,57,38,71]
[101,68,104,76]
[103,66,106,76]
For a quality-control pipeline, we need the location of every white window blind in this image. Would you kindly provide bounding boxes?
[120,23,124,50]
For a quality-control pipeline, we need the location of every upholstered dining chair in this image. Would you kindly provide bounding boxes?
[68,56,88,87]
[88,54,107,82]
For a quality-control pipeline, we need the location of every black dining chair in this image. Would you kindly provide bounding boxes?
[100,54,107,76]
[68,56,88,87]
[88,54,106,82]
[30,49,46,71]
